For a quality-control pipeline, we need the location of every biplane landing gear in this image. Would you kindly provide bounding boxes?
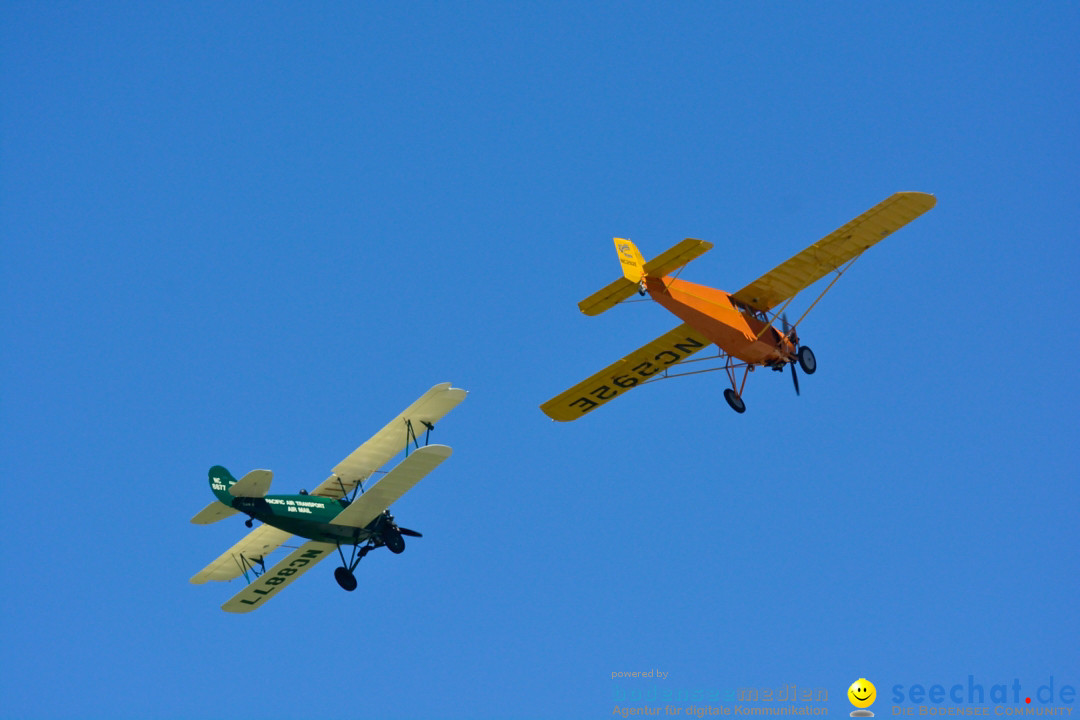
[244,518,253,528]
[723,388,746,414]
[797,346,817,374]
[383,528,406,554]
[334,541,374,592]
[334,566,358,592]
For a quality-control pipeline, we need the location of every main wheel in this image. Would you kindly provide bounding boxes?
[723,388,746,414]
[334,566,358,592]
[384,529,406,554]
[797,346,817,374]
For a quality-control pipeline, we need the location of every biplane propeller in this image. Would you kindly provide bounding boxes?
[190,383,466,612]
[540,192,935,419]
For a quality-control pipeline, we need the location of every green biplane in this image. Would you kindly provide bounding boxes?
[190,383,466,613]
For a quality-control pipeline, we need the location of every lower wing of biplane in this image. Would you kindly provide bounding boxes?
[541,192,935,420]
[190,383,465,612]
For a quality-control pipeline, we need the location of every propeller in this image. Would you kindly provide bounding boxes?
[398,527,423,538]
[781,312,800,396]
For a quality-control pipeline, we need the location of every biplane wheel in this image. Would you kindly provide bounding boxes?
[723,388,746,414]
[334,566,358,592]
[797,346,817,374]
[384,529,406,554]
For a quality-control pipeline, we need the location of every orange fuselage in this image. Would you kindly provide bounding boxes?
[645,276,795,365]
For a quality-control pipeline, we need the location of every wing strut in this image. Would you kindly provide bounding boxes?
[787,252,863,332]
[404,418,435,457]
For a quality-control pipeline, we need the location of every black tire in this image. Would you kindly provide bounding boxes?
[384,529,406,554]
[797,346,817,375]
[723,388,746,414]
[334,566,358,592]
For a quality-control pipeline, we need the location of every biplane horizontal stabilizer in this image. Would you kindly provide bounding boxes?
[540,322,712,421]
[229,469,273,498]
[190,501,239,525]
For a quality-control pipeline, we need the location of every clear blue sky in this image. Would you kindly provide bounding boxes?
[3,3,1077,719]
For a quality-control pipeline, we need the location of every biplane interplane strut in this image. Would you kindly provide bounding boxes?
[191,383,466,612]
[541,192,935,419]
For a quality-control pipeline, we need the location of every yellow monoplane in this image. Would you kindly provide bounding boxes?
[541,192,936,419]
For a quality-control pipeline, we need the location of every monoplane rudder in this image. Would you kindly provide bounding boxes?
[615,238,645,283]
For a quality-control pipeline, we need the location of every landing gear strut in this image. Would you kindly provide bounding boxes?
[334,542,373,592]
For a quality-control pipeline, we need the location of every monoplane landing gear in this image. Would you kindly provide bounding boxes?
[723,388,746,414]
[334,566,358,592]
[244,518,253,528]
[797,345,817,374]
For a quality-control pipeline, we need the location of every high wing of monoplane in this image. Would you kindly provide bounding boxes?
[191,383,466,612]
[541,192,935,420]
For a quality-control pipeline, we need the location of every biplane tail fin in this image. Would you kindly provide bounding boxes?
[578,238,714,316]
[207,466,237,504]
[207,465,273,502]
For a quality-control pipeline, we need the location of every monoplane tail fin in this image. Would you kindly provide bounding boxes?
[615,238,645,282]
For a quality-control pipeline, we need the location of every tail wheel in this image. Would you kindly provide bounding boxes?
[797,346,817,374]
[334,566,358,592]
[723,388,746,414]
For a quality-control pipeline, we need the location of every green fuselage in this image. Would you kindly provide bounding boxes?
[232,494,381,545]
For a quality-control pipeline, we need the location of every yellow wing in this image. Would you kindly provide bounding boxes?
[540,323,712,421]
[731,192,936,312]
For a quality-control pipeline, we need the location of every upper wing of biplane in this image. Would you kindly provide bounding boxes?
[578,239,713,316]
[312,383,466,500]
[731,192,936,312]
[190,523,294,584]
[540,322,712,421]
[331,444,452,528]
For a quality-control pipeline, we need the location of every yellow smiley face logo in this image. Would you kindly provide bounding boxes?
[848,679,876,708]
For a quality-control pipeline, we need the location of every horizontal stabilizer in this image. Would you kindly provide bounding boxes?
[331,444,452,529]
[578,277,639,316]
[540,323,712,421]
[577,238,713,316]
[229,469,273,498]
[190,501,239,525]
[642,238,713,278]
[221,541,335,613]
